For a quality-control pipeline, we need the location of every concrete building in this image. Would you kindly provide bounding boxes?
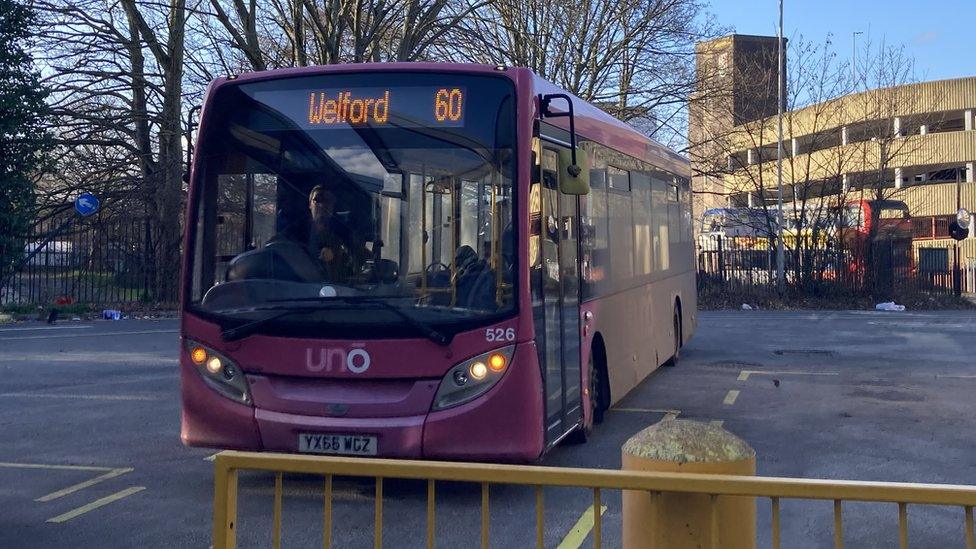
[689,33,976,263]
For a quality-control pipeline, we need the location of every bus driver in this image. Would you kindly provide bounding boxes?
[307,185,361,280]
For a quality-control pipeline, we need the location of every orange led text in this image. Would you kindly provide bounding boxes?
[308,90,391,125]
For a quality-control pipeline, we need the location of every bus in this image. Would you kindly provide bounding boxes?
[180,63,696,461]
[839,199,913,273]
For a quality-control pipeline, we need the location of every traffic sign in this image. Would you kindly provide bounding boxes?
[75,192,99,217]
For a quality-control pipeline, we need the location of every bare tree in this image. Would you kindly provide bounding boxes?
[450,0,720,147]
[34,0,192,300]
[201,0,481,71]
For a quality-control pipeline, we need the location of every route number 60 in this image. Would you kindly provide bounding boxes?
[486,328,516,342]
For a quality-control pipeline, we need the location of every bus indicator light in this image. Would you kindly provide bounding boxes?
[190,347,207,365]
[488,353,506,372]
[469,361,488,380]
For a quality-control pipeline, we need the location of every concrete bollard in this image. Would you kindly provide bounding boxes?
[622,419,756,549]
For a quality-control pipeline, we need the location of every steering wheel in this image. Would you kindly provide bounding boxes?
[425,262,450,275]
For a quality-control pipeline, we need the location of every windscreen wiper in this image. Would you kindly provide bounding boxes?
[220,307,325,342]
[267,296,451,346]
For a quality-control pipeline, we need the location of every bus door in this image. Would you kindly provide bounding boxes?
[535,146,583,446]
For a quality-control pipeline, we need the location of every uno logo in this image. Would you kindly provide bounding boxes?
[306,346,371,374]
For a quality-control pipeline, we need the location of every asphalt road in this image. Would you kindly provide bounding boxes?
[1,310,975,548]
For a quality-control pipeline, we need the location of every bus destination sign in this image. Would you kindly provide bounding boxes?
[306,87,465,128]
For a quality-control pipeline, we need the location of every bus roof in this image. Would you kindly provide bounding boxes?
[530,73,689,177]
[204,62,690,178]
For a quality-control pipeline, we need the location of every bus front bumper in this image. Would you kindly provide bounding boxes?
[180,343,545,462]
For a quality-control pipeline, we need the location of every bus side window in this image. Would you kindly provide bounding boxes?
[582,167,609,300]
[631,171,653,276]
[608,168,635,288]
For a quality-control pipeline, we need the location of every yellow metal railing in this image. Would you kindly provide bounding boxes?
[212,450,976,549]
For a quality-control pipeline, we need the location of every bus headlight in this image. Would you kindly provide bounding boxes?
[184,339,252,405]
[432,345,515,411]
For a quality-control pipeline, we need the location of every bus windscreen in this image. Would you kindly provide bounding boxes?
[187,72,517,339]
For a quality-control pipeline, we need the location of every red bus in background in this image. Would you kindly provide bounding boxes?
[179,63,696,462]
[840,199,913,273]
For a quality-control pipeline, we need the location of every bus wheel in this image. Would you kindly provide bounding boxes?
[568,354,604,444]
[663,308,681,367]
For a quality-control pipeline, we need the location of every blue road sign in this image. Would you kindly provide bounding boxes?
[75,192,100,217]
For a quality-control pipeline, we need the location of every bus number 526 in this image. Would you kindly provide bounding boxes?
[486,328,515,342]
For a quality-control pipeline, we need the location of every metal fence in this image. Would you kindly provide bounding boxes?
[0,210,170,307]
[697,235,967,297]
[210,450,976,549]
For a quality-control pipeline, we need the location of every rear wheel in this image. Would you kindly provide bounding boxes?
[663,308,681,367]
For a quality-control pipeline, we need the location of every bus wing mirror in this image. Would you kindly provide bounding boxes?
[539,93,587,194]
[558,147,589,195]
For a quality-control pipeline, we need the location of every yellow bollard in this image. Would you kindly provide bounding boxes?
[622,419,756,549]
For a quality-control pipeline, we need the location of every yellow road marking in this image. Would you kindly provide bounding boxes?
[609,407,681,417]
[557,504,607,549]
[46,486,146,523]
[723,390,740,406]
[4,329,178,340]
[0,393,162,401]
[36,468,133,502]
[0,462,114,473]
[738,370,840,381]
[0,325,92,333]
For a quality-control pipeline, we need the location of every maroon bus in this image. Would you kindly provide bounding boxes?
[180,63,696,461]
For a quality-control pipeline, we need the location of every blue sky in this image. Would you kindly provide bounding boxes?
[705,0,976,82]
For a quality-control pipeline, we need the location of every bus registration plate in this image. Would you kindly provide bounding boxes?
[298,433,377,456]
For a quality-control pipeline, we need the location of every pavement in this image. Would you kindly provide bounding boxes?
[0,310,974,547]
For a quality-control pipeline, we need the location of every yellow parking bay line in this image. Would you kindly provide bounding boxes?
[738,370,840,381]
[0,325,92,333]
[723,390,740,406]
[0,462,114,473]
[36,468,133,502]
[609,407,681,419]
[6,329,178,340]
[46,486,146,523]
[557,504,608,549]
[0,392,163,401]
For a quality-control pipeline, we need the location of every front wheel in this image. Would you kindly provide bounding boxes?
[567,354,604,444]
[589,353,606,425]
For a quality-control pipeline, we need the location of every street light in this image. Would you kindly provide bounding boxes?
[957,208,972,230]
[950,208,972,241]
